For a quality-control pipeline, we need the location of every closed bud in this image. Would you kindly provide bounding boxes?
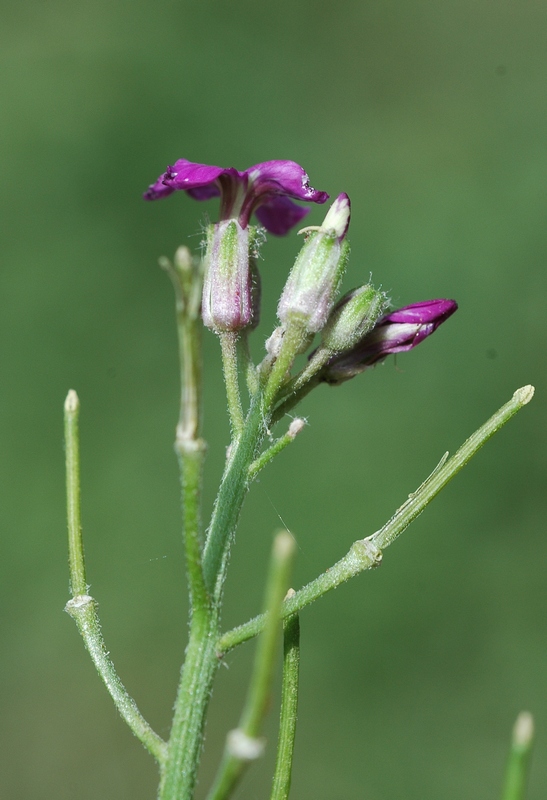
[322,298,458,384]
[202,221,261,332]
[277,194,351,334]
[321,285,388,353]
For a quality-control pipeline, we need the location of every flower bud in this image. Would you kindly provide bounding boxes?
[320,285,388,353]
[277,193,351,334]
[201,221,261,332]
[322,298,458,384]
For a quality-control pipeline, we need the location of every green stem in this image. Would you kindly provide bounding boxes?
[271,376,321,425]
[218,537,381,654]
[262,321,308,409]
[66,595,168,765]
[218,385,534,653]
[161,392,270,799]
[64,391,167,765]
[207,532,295,800]
[274,347,329,406]
[202,394,266,600]
[172,261,209,618]
[65,390,87,596]
[270,604,300,800]
[248,419,306,481]
[158,248,218,796]
[159,611,220,800]
[220,331,245,437]
[501,712,534,800]
[370,384,534,551]
[238,330,259,397]
[176,439,209,616]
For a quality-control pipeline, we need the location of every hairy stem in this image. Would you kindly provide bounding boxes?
[270,604,300,800]
[159,611,220,799]
[220,331,245,437]
[64,391,167,765]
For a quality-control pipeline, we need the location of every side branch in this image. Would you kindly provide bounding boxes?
[164,247,210,617]
[218,385,534,654]
[64,391,167,765]
[66,595,168,764]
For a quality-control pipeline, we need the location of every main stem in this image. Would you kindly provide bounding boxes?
[161,396,267,800]
[159,610,219,800]
[161,312,308,798]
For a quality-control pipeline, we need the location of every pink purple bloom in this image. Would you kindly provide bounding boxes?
[144,158,329,236]
[321,298,458,383]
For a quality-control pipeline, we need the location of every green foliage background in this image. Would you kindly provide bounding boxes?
[1,1,546,797]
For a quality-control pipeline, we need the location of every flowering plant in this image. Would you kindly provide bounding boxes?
[64,158,534,800]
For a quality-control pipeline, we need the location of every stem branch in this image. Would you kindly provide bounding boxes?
[218,386,534,653]
[270,603,300,800]
[64,391,166,765]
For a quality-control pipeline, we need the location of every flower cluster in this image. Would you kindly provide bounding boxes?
[145,158,456,395]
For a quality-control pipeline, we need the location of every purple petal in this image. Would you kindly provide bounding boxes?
[246,160,329,204]
[143,174,176,201]
[383,299,457,325]
[143,158,329,236]
[255,196,310,236]
[186,184,221,201]
[163,159,242,192]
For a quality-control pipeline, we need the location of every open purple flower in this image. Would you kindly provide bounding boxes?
[321,298,458,383]
[144,158,329,236]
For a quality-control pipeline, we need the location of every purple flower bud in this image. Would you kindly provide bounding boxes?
[277,194,351,334]
[144,158,328,236]
[322,298,457,384]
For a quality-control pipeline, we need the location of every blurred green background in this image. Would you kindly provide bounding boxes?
[1,1,546,797]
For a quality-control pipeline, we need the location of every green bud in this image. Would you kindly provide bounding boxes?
[321,285,388,353]
[277,194,351,334]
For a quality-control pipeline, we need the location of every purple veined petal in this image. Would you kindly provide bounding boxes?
[245,160,330,204]
[254,196,310,236]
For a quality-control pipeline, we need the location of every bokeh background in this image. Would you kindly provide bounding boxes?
[1,1,546,798]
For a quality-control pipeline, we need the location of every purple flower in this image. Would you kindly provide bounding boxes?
[321,298,458,383]
[144,158,329,236]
